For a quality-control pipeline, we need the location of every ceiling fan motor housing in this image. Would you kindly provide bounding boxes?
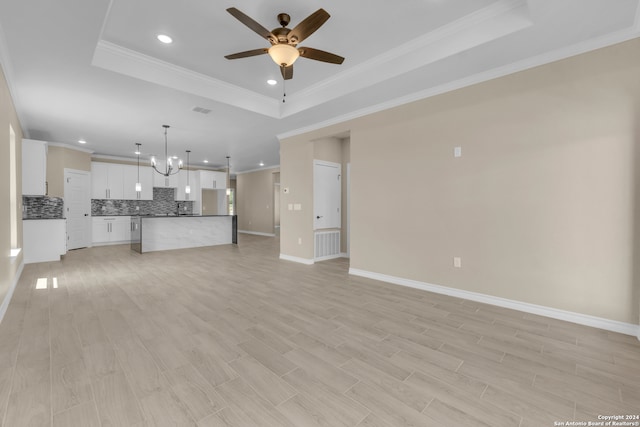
[277,13,290,27]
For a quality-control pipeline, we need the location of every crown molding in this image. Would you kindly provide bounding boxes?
[280,0,532,118]
[235,165,280,175]
[92,40,281,118]
[279,27,640,141]
[92,0,531,121]
[47,142,95,153]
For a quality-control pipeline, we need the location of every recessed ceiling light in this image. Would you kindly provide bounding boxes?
[259,162,265,166]
[157,34,173,44]
[78,139,86,144]
[203,160,209,163]
[267,79,277,86]
[172,155,178,159]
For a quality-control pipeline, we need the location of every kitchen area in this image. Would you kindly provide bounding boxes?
[21,138,237,263]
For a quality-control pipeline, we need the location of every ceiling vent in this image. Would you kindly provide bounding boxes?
[192,106,212,114]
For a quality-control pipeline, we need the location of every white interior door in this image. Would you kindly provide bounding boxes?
[65,169,91,249]
[314,160,341,230]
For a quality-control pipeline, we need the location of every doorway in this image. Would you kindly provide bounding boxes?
[274,182,281,236]
[64,169,91,249]
[313,160,341,230]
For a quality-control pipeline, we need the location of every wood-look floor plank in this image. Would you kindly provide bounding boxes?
[356,413,393,427]
[197,406,259,427]
[342,358,432,412]
[3,382,50,427]
[51,359,93,414]
[215,377,296,427]
[138,389,197,427]
[2,235,640,426]
[284,348,358,393]
[112,337,163,398]
[228,356,296,406]
[345,381,439,427]
[92,370,145,426]
[237,338,296,377]
[52,401,100,427]
[408,371,521,427]
[282,368,369,427]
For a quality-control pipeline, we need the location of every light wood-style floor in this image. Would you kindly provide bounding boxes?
[0,234,638,427]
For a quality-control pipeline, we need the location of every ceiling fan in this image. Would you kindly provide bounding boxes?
[224,7,345,80]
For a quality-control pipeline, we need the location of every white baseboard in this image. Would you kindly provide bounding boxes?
[0,261,24,324]
[314,254,344,262]
[279,254,314,265]
[349,268,639,338]
[239,230,276,237]
[341,252,349,258]
[91,240,132,247]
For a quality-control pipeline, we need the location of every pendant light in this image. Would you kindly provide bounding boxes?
[135,143,142,193]
[185,150,191,195]
[151,125,183,176]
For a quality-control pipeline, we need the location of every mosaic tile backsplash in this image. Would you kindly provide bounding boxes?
[91,187,193,216]
[23,196,64,219]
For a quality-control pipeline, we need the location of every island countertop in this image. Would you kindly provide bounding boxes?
[131,215,237,253]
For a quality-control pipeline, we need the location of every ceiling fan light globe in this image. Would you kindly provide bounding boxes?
[268,44,299,67]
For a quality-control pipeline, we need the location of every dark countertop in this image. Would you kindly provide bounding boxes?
[136,214,235,219]
[23,217,65,220]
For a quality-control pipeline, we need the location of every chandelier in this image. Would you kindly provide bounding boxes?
[151,125,183,176]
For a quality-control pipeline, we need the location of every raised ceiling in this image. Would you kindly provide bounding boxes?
[0,0,639,172]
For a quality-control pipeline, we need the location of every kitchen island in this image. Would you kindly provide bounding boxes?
[131,215,237,253]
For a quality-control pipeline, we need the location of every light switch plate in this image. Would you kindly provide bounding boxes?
[453,257,462,268]
[294,204,301,211]
[454,146,462,158]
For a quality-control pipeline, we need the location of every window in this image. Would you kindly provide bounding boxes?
[9,124,20,258]
[227,188,235,215]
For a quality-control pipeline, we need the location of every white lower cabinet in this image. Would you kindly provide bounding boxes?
[23,219,66,263]
[92,216,131,245]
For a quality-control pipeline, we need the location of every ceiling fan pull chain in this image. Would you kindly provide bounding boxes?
[283,76,286,103]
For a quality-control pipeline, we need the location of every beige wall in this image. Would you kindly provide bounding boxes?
[0,65,23,319]
[236,168,280,235]
[281,39,640,325]
[47,146,91,197]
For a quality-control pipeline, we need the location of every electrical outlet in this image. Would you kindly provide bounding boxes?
[288,204,293,211]
[453,257,462,268]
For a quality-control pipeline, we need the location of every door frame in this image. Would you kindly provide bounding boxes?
[64,168,91,249]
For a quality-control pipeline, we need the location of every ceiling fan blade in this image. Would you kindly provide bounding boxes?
[224,48,269,60]
[288,9,330,44]
[281,65,293,80]
[226,7,272,40]
[298,47,344,64]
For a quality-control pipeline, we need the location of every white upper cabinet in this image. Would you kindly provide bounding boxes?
[176,170,199,201]
[22,139,47,196]
[199,170,227,190]
[91,162,124,199]
[123,164,153,200]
